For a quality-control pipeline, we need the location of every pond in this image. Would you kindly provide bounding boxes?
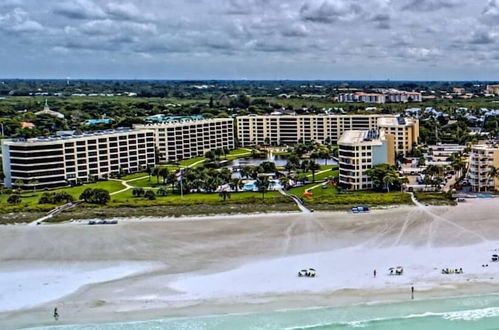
[226,155,337,168]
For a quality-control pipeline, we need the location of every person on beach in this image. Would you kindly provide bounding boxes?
[373,269,376,278]
[53,307,59,321]
[411,286,414,300]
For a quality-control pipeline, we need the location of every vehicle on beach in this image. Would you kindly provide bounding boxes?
[88,220,118,225]
[492,254,499,262]
[351,206,369,213]
[298,268,316,277]
[441,268,463,274]
[389,266,404,275]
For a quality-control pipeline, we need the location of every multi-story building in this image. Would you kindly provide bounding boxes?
[377,117,419,155]
[467,143,499,192]
[338,90,422,103]
[237,114,418,154]
[338,130,395,190]
[1,128,156,189]
[486,85,499,95]
[135,118,234,162]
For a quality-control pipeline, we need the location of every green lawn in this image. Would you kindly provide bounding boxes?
[0,180,125,213]
[179,156,206,167]
[121,172,149,181]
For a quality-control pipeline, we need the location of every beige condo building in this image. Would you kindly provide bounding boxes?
[338,130,395,190]
[135,118,234,162]
[236,114,418,155]
[1,128,156,189]
[468,143,499,192]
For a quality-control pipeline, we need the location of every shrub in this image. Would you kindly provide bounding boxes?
[79,188,110,205]
[7,194,21,205]
[39,192,75,204]
[144,190,156,200]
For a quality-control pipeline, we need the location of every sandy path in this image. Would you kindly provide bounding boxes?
[1,199,499,328]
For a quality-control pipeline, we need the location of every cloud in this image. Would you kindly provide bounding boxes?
[54,0,106,20]
[401,0,461,11]
[0,0,498,79]
[371,13,391,29]
[468,30,496,45]
[0,7,43,33]
[299,0,363,24]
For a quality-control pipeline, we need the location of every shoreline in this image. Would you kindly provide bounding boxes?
[1,199,499,328]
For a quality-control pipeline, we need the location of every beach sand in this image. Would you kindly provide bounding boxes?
[1,199,499,328]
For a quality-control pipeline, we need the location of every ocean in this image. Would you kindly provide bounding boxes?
[26,294,499,330]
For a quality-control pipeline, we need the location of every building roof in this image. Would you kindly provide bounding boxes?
[35,100,65,119]
[338,130,386,146]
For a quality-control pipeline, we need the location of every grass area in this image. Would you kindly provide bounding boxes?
[414,192,456,205]
[47,202,298,222]
[179,156,206,167]
[0,180,125,215]
[306,191,413,211]
[121,172,149,181]
[110,189,282,204]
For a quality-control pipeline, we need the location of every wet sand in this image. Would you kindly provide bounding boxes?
[1,199,499,328]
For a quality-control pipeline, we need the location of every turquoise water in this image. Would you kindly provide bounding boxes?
[27,294,499,330]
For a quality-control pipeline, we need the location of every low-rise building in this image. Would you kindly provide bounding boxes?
[1,129,156,189]
[338,130,395,190]
[135,118,234,162]
[486,85,499,95]
[467,143,499,192]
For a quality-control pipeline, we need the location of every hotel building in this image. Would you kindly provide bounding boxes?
[134,118,234,162]
[338,130,395,190]
[338,90,422,103]
[1,128,156,189]
[236,114,418,155]
[467,143,499,192]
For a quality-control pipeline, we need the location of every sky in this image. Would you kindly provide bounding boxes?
[1,0,499,80]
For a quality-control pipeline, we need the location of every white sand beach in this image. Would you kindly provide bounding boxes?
[1,199,499,328]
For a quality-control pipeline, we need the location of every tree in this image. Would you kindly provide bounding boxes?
[205,150,216,161]
[14,179,24,191]
[219,190,231,201]
[309,161,321,183]
[79,188,110,205]
[7,194,21,204]
[132,187,145,197]
[28,179,39,192]
[229,178,243,192]
[279,176,291,189]
[157,187,168,197]
[159,167,169,184]
[366,164,402,192]
[383,173,397,192]
[144,190,156,200]
[285,161,296,175]
[151,166,161,184]
[488,166,499,189]
[255,176,270,200]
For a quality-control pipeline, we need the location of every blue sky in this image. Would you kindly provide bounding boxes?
[1,0,499,80]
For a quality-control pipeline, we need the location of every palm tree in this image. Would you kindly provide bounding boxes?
[219,190,231,201]
[229,178,243,192]
[284,161,296,175]
[29,178,39,192]
[158,167,169,185]
[488,166,499,189]
[382,173,397,192]
[309,161,321,183]
[14,179,24,192]
[279,176,291,190]
[255,176,270,200]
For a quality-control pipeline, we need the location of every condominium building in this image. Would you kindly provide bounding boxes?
[338,130,395,190]
[377,117,419,155]
[1,129,156,189]
[467,143,499,192]
[236,114,418,154]
[338,90,422,103]
[486,85,499,95]
[134,118,234,162]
